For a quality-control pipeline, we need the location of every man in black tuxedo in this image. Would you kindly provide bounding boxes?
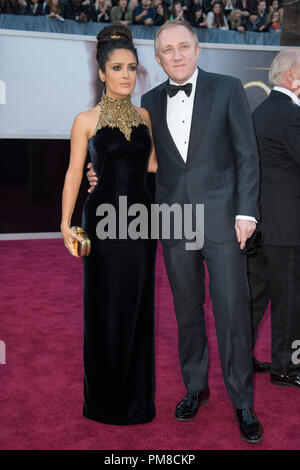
[248,49,300,388]
[87,20,263,442]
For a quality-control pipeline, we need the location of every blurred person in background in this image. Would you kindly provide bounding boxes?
[228,8,246,31]
[133,0,156,25]
[235,0,257,18]
[153,3,168,25]
[268,0,279,14]
[254,0,268,32]
[110,0,132,24]
[12,0,32,14]
[206,2,229,28]
[268,9,281,33]
[27,0,45,15]
[223,0,235,18]
[94,0,111,22]
[64,0,95,22]
[46,0,65,20]
[202,0,218,14]
[169,0,189,20]
[189,5,207,27]
[128,0,137,15]
[1,0,18,14]
[243,12,258,30]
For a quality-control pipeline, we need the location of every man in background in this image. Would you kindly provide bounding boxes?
[248,49,300,388]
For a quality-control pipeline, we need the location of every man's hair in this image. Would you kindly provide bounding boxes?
[269,49,300,85]
[154,20,199,54]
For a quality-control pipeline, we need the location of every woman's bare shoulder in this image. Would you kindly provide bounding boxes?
[73,105,100,140]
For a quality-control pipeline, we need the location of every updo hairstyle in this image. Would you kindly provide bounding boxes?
[96,25,139,73]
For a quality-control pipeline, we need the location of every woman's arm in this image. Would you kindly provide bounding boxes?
[61,112,90,255]
[137,107,158,173]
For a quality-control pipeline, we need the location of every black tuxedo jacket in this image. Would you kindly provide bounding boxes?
[141,67,260,245]
[252,90,300,245]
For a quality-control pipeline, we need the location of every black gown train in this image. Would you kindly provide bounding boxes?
[81,104,157,425]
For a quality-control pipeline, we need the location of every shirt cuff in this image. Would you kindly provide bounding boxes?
[235,215,257,224]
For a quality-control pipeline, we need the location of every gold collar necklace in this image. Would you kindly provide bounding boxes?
[94,92,148,141]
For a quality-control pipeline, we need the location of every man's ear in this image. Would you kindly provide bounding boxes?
[154,53,161,67]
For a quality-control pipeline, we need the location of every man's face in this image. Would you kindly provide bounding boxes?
[155,26,200,84]
[142,0,150,8]
[258,1,266,13]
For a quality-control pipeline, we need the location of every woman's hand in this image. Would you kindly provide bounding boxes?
[61,224,84,257]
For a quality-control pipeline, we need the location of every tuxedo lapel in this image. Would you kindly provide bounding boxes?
[186,68,216,164]
[155,83,187,166]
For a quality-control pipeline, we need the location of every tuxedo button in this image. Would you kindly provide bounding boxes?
[185,165,190,172]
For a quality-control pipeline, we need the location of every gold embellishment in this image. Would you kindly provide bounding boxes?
[93,92,148,141]
[111,34,121,39]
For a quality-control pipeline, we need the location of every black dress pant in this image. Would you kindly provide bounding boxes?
[247,245,300,376]
[162,236,254,409]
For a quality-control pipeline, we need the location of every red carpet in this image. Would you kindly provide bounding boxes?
[0,239,299,450]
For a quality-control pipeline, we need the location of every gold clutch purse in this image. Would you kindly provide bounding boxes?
[70,226,91,257]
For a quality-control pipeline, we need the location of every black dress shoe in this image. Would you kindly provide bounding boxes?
[270,373,300,388]
[175,388,210,421]
[253,356,271,373]
[235,408,264,443]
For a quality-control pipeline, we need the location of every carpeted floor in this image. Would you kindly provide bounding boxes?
[0,239,299,450]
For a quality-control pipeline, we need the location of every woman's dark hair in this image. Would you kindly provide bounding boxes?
[212,1,225,27]
[96,25,138,72]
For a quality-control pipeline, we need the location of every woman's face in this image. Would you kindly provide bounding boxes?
[195,9,202,18]
[174,2,182,12]
[272,11,279,21]
[234,10,241,19]
[272,0,279,9]
[119,0,127,8]
[213,4,221,14]
[157,4,163,14]
[99,49,138,99]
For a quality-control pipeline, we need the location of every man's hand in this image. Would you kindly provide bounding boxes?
[144,18,154,25]
[235,219,256,250]
[86,162,98,193]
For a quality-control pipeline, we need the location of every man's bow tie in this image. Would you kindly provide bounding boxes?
[165,82,192,98]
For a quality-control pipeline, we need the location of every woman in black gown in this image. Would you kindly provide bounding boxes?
[61,25,157,425]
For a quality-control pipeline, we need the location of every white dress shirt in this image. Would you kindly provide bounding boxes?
[166,67,256,223]
[166,67,198,163]
[273,86,300,106]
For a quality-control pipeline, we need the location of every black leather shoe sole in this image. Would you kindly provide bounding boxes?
[253,357,271,374]
[174,397,209,422]
[270,377,300,389]
[239,430,264,444]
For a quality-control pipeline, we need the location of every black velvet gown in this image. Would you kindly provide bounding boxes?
[81,123,157,425]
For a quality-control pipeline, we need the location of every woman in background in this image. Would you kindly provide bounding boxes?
[228,8,245,31]
[206,2,229,29]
